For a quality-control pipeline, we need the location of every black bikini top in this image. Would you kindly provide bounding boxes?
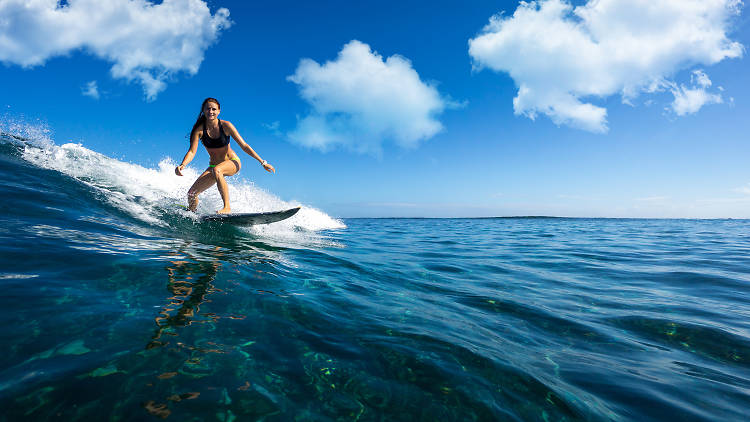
[201,120,230,148]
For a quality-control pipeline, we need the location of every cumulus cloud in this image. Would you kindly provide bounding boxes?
[81,80,100,100]
[287,40,450,154]
[0,0,231,101]
[468,0,743,132]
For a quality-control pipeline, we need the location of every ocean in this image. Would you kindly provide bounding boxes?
[1,127,750,421]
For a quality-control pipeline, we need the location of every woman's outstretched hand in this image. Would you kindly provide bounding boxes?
[262,162,275,173]
[175,165,184,176]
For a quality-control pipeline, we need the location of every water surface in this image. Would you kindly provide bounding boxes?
[2,133,750,421]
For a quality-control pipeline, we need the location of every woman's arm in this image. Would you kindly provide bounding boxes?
[175,128,201,176]
[224,120,275,173]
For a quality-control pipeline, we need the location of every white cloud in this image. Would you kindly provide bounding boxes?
[262,120,281,136]
[468,0,743,132]
[263,121,280,131]
[0,0,231,101]
[287,40,450,154]
[81,80,99,100]
[669,70,724,115]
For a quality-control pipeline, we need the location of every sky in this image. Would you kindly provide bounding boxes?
[1,0,750,218]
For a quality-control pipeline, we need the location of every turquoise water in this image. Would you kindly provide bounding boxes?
[2,131,750,421]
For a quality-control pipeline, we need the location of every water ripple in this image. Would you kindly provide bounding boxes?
[3,172,750,421]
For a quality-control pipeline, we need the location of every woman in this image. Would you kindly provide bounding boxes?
[175,97,275,214]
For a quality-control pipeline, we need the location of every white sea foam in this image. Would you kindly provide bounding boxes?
[3,120,345,236]
[0,274,39,280]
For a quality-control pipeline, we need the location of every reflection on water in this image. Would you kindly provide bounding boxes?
[148,250,225,350]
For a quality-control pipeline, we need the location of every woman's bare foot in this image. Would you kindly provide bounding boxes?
[217,207,231,214]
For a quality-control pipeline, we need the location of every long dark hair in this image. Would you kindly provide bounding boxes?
[191,97,221,137]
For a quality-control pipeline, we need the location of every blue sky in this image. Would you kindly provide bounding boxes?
[2,0,750,218]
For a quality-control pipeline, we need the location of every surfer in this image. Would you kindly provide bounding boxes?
[175,97,275,214]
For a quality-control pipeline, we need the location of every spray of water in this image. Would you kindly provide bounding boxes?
[1,118,346,242]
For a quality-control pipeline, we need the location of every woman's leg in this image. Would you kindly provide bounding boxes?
[187,169,217,212]
[212,160,241,214]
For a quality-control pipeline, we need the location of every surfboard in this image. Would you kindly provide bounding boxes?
[201,207,301,226]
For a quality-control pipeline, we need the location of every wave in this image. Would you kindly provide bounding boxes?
[0,119,345,241]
